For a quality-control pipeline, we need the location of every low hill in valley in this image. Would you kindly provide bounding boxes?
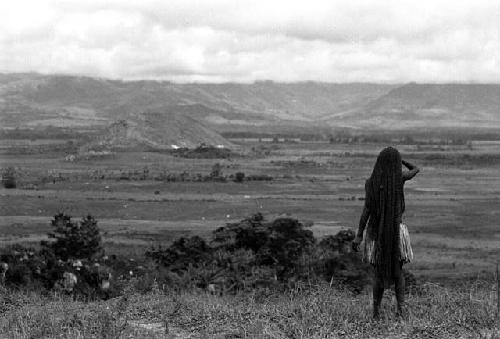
[82,111,232,151]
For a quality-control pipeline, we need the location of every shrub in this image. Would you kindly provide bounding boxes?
[319,229,356,254]
[145,236,211,272]
[212,214,316,279]
[212,213,267,251]
[0,245,53,290]
[314,229,372,293]
[234,172,245,183]
[1,167,17,189]
[148,214,323,291]
[318,253,372,293]
[6,262,34,287]
[262,217,315,274]
[1,244,118,299]
[246,174,273,181]
[171,144,234,159]
[0,216,135,299]
[210,163,222,178]
[42,213,104,261]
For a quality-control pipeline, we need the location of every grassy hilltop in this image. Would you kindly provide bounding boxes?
[1,280,499,338]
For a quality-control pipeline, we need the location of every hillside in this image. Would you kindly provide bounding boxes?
[82,111,232,151]
[0,74,393,129]
[327,83,500,129]
[2,73,500,134]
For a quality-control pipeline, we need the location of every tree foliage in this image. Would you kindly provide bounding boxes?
[1,166,17,189]
[234,172,245,183]
[43,213,103,261]
[147,214,363,292]
[145,236,211,272]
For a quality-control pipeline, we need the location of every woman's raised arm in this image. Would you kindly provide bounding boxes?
[402,159,420,181]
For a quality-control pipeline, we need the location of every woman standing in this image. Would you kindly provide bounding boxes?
[352,147,419,319]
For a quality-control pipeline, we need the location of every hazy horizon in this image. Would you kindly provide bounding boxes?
[5,71,500,85]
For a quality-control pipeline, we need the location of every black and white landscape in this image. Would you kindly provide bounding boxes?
[1,1,499,338]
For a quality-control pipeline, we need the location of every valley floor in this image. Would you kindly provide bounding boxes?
[1,141,500,338]
[1,141,500,282]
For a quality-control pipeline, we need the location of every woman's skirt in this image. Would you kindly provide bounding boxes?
[362,223,414,265]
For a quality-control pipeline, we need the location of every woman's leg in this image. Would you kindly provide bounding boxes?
[373,275,384,319]
[394,264,406,316]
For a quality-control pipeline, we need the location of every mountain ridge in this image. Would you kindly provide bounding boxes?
[2,73,500,136]
[327,82,500,129]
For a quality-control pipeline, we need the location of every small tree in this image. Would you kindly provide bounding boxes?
[210,163,222,178]
[1,167,17,189]
[43,213,103,261]
[234,172,245,183]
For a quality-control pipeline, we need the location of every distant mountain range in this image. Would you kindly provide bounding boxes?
[1,73,500,148]
[329,83,500,129]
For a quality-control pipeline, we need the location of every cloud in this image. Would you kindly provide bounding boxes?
[0,0,499,82]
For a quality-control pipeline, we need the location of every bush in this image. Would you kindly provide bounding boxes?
[314,229,372,293]
[145,236,211,272]
[213,214,316,279]
[234,172,245,183]
[171,144,234,159]
[0,216,138,299]
[42,213,104,261]
[0,245,52,290]
[318,253,372,293]
[6,262,35,287]
[1,167,17,188]
[246,174,273,181]
[146,214,373,293]
[261,217,315,273]
[0,244,118,299]
[319,229,356,254]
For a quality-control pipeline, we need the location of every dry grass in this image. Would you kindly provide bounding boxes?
[1,280,499,339]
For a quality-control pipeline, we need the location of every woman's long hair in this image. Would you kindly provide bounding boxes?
[365,147,403,286]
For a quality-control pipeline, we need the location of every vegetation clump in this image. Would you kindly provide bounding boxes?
[171,144,234,159]
[0,212,415,300]
[42,213,104,261]
[0,214,122,299]
[145,236,212,272]
[152,165,272,183]
[212,213,315,276]
[1,166,17,188]
[244,174,273,181]
[147,213,374,293]
[233,171,245,182]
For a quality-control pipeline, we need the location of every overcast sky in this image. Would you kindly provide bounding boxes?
[1,0,499,83]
